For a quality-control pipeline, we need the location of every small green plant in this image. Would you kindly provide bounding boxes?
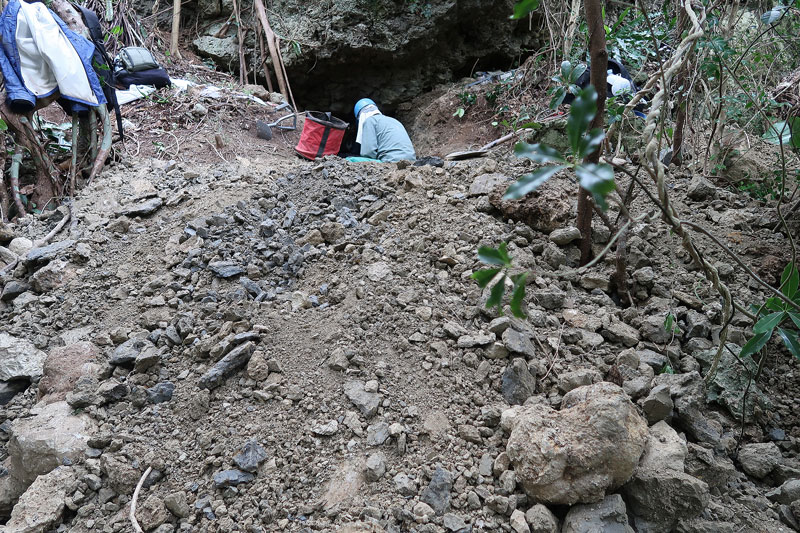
[741,262,800,360]
[664,312,681,335]
[458,91,477,107]
[549,60,587,109]
[471,242,527,318]
[505,86,616,209]
[659,362,675,375]
[509,0,539,19]
[453,108,465,119]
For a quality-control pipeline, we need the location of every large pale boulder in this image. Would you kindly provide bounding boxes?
[0,333,47,382]
[3,466,74,532]
[505,382,648,505]
[37,342,101,404]
[2,400,95,513]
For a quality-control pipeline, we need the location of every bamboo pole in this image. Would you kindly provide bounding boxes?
[253,0,288,103]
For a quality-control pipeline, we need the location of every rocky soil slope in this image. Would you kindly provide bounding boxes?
[0,144,799,533]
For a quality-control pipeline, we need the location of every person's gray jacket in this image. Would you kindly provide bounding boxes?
[359,115,416,162]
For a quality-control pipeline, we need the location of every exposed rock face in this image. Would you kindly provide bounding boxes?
[2,466,74,533]
[193,0,540,113]
[505,382,648,505]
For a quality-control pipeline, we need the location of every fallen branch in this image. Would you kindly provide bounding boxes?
[130,466,152,533]
[32,209,71,248]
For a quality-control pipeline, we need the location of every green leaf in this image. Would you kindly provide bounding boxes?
[510,0,539,19]
[569,64,587,84]
[789,312,800,330]
[664,313,674,332]
[776,327,800,359]
[575,163,615,210]
[0,119,7,132]
[761,6,788,25]
[514,142,567,164]
[753,311,786,334]
[576,128,605,159]
[560,60,572,79]
[567,86,598,154]
[453,108,465,118]
[765,297,784,312]
[549,87,567,109]
[478,245,510,266]
[739,330,772,359]
[471,268,502,288]
[781,262,799,299]
[504,165,567,200]
[486,275,507,312]
[509,273,528,318]
[763,120,792,145]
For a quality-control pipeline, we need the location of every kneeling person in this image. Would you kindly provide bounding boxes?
[354,98,416,162]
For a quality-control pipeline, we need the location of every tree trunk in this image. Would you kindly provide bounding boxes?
[578,0,608,266]
[170,0,183,59]
[671,3,690,167]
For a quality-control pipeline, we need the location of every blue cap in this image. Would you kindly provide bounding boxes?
[354,98,377,119]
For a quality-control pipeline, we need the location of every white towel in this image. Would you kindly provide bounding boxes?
[356,106,381,145]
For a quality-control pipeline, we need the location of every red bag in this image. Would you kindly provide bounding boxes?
[295,111,348,160]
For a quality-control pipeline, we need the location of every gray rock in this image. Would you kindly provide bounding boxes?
[212,469,254,487]
[469,173,511,196]
[767,479,800,504]
[456,332,494,348]
[366,422,390,446]
[687,176,716,200]
[198,341,257,390]
[636,349,670,372]
[0,332,47,381]
[642,384,673,424]
[622,422,709,529]
[24,240,75,265]
[208,260,244,278]
[394,472,417,497]
[443,513,470,532]
[1,280,30,301]
[164,491,190,518]
[193,35,238,64]
[502,328,536,358]
[525,504,559,533]
[549,227,582,245]
[3,466,74,533]
[137,493,169,531]
[684,310,712,339]
[311,419,339,436]
[562,494,634,533]
[557,369,598,394]
[502,358,537,406]
[110,337,156,366]
[146,382,175,404]
[506,382,648,505]
[344,380,381,418]
[684,443,736,492]
[234,440,267,473]
[738,442,782,479]
[780,504,800,531]
[118,197,163,217]
[695,346,771,420]
[365,452,386,482]
[602,320,640,347]
[790,501,800,528]
[420,467,452,515]
[530,289,565,309]
[0,379,29,405]
[97,379,129,403]
[510,509,530,533]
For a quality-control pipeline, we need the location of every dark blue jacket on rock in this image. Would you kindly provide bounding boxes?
[0,0,106,114]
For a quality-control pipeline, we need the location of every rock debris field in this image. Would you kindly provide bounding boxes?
[0,151,799,533]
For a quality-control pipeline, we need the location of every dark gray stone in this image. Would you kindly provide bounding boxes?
[111,338,157,366]
[562,494,633,533]
[636,349,669,372]
[25,240,75,265]
[421,467,452,516]
[1,280,30,301]
[501,358,536,406]
[146,382,175,404]
[198,341,257,390]
[0,379,29,405]
[767,479,800,504]
[642,384,673,424]
[501,328,535,358]
[684,310,712,339]
[212,469,254,487]
[208,261,244,278]
[234,440,267,473]
[118,197,163,217]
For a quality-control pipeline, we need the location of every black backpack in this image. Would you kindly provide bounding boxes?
[73,5,124,142]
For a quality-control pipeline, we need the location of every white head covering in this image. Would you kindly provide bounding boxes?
[356,104,381,145]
